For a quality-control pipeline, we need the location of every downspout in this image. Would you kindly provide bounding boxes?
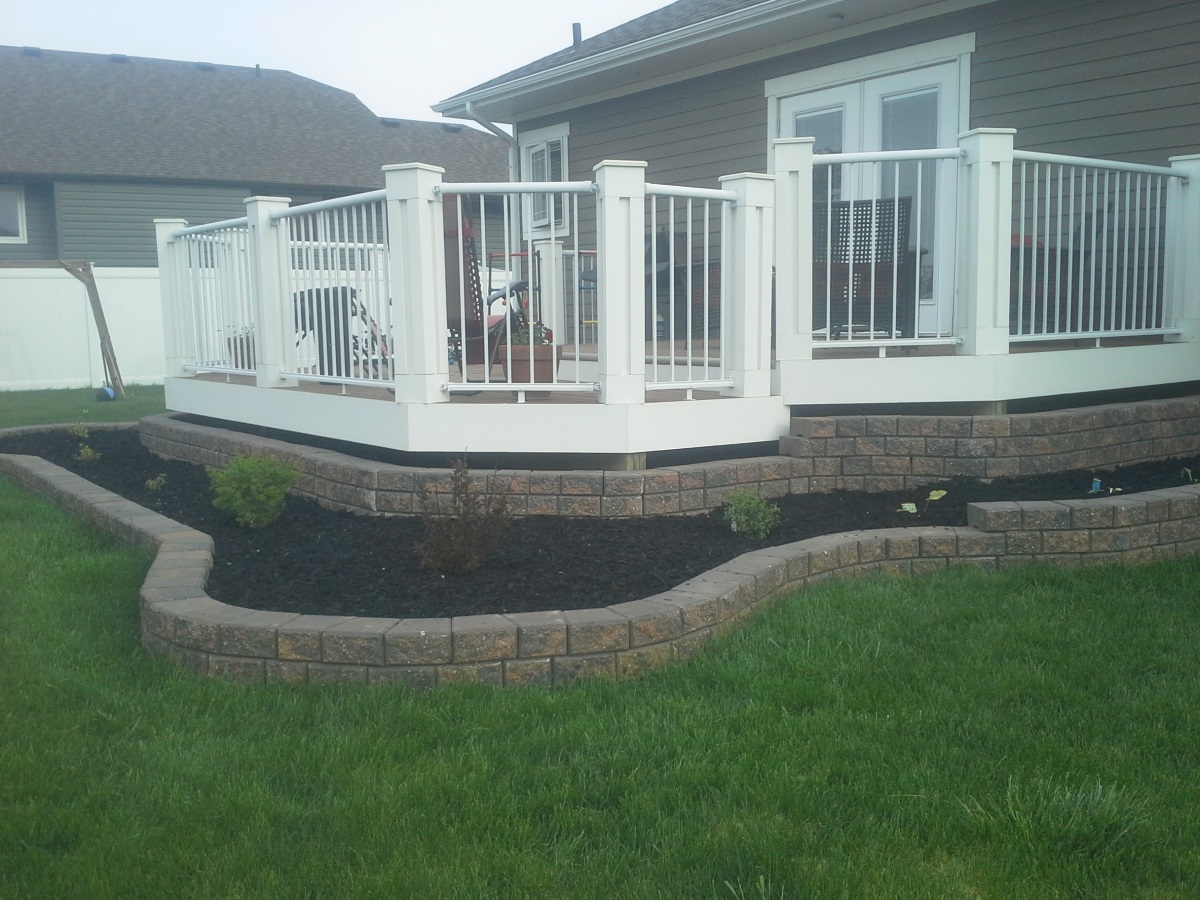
[463,101,524,283]
[464,101,519,183]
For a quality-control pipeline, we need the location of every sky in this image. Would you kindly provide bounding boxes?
[2,0,668,124]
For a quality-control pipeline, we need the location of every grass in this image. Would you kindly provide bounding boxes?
[0,384,165,428]
[2,390,1200,897]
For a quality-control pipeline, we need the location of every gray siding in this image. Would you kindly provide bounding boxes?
[54,182,252,267]
[524,0,1199,192]
[0,181,57,260]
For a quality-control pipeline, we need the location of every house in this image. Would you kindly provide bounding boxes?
[0,45,506,390]
[148,0,1200,470]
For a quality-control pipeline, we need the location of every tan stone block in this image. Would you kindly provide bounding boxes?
[451,615,518,662]
[385,618,452,665]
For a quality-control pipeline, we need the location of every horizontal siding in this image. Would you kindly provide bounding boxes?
[519,0,1198,194]
[0,181,56,259]
[54,182,251,267]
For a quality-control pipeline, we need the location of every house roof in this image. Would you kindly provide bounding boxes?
[0,44,507,191]
[435,0,990,123]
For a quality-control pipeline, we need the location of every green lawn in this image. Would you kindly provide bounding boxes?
[0,384,165,428]
[2,390,1199,897]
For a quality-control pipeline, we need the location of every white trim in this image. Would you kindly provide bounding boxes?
[518,122,570,234]
[0,185,28,244]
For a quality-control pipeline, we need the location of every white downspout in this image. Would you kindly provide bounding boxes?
[463,101,524,282]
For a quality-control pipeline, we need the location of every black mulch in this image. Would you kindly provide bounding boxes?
[3,427,1197,619]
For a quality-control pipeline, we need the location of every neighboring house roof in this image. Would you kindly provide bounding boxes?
[0,44,506,191]
[435,0,990,122]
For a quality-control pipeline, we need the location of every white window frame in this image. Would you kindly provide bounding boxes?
[0,185,28,244]
[518,122,569,233]
[764,33,974,172]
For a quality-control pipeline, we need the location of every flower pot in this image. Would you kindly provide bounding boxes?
[499,344,561,397]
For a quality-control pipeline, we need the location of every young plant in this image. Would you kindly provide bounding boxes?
[899,489,947,514]
[722,490,781,540]
[144,474,168,491]
[208,455,300,528]
[416,459,512,574]
[74,443,100,461]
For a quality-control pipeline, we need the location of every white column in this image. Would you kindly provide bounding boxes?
[244,196,295,388]
[1166,154,1200,344]
[771,138,815,384]
[532,239,563,341]
[719,171,775,397]
[957,128,1015,357]
[154,218,190,378]
[593,160,648,405]
[385,163,450,404]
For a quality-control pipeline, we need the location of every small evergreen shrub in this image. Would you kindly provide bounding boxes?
[208,455,300,528]
[417,459,512,574]
[722,489,781,540]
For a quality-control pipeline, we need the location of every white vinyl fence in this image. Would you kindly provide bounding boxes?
[0,267,164,391]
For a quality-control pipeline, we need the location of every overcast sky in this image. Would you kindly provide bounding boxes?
[3,0,667,123]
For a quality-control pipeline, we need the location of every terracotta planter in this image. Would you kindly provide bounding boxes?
[499,343,561,396]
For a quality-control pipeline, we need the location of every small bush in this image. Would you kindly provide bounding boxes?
[416,459,511,574]
[208,455,300,528]
[722,489,781,540]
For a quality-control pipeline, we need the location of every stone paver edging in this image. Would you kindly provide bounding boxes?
[5,437,1200,687]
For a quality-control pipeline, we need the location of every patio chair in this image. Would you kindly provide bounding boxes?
[293,286,389,378]
[443,196,523,375]
[812,196,915,338]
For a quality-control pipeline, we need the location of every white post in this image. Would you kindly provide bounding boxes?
[594,160,648,405]
[532,239,563,342]
[957,128,1015,357]
[771,138,815,387]
[1166,154,1200,344]
[244,196,295,388]
[719,171,775,397]
[154,217,190,379]
[385,163,450,404]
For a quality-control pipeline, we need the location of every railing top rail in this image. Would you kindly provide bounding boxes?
[646,183,738,202]
[174,217,249,238]
[813,148,966,165]
[1013,150,1183,179]
[268,190,386,223]
[437,181,596,195]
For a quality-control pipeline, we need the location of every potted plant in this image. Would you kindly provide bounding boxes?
[499,321,560,393]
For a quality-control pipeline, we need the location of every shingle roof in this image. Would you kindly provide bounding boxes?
[0,45,507,190]
[441,0,769,101]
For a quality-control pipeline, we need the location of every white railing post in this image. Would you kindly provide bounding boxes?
[533,239,564,342]
[718,171,776,397]
[245,196,295,387]
[771,138,815,384]
[154,217,190,378]
[957,128,1015,356]
[1166,154,1200,344]
[385,163,450,404]
[594,160,647,404]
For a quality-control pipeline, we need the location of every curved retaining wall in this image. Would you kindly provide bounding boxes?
[4,447,1200,687]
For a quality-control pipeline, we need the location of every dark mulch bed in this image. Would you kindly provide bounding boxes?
[3,426,1198,619]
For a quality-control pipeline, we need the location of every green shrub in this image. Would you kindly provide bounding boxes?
[722,489,781,540]
[416,459,512,574]
[208,455,300,528]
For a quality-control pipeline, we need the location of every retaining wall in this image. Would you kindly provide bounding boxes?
[4,446,1200,687]
[781,395,1200,492]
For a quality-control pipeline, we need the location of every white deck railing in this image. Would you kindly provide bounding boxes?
[1010,152,1184,341]
[169,217,254,372]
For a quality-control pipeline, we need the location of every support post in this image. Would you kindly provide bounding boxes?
[154,218,191,379]
[1166,154,1200,344]
[771,138,815,386]
[719,171,775,397]
[957,128,1015,357]
[244,196,295,388]
[593,160,648,405]
[385,163,450,404]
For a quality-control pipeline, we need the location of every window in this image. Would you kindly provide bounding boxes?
[0,185,27,243]
[519,123,569,231]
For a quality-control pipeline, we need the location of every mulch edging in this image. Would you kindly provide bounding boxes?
[4,445,1199,688]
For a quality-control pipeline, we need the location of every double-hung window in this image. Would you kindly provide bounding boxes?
[0,185,27,243]
[520,124,568,232]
